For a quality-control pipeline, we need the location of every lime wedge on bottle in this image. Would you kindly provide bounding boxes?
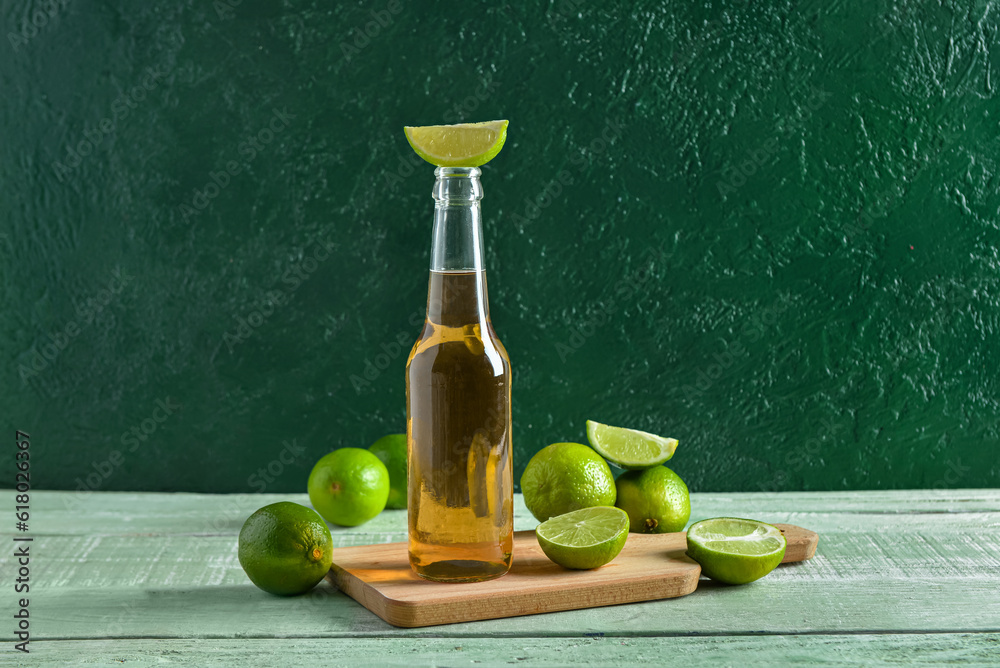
[585,420,678,469]
[686,517,787,585]
[403,120,508,167]
[535,506,629,570]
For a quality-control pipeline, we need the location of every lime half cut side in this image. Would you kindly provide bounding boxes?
[686,517,787,585]
[586,420,678,469]
[403,120,508,167]
[535,506,629,570]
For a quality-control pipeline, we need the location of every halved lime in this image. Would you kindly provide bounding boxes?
[535,506,629,570]
[686,517,787,585]
[403,120,508,167]
[586,420,678,469]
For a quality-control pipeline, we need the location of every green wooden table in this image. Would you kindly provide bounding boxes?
[4,489,999,666]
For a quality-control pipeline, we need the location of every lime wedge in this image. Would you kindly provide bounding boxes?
[403,120,508,167]
[686,517,787,585]
[585,420,678,469]
[535,506,629,570]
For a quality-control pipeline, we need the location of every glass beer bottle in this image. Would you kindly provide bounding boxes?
[406,166,513,583]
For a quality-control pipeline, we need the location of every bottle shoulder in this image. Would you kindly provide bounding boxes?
[406,321,510,376]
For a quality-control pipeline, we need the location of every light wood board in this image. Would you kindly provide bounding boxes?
[327,523,818,627]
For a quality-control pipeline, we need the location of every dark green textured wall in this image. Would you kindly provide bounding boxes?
[2,0,998,494]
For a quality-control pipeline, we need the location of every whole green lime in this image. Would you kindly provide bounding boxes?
[368,434,407,510]
[520,442,616,522]
[238,501,333,596]
[308,448,389,526]
[615,465,691,533]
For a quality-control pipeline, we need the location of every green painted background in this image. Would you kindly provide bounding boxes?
[2,0,998,495]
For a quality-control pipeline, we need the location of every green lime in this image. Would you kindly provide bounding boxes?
[307,448,389,526]
[403,120,508,167]
[615,465,691,533]
[368,434,407,510]
[520,442,616,522]
[238,502,333,596]
[586,420,678,469]
[535,506,629,570]
[686,517,787,585]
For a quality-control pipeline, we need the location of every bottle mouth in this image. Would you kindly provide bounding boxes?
[434,166,482,178]
[433,167,483,203]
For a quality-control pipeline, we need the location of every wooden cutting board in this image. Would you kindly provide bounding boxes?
[327,523,818,628]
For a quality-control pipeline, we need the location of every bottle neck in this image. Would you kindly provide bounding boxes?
[430,167,485,272]
[427,167,490,325]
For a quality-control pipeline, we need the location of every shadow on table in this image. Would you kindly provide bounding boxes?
[688,558,811,593]
[119,579,404,635]
[137,580,352,614]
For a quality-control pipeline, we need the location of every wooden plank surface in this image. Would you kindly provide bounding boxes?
[329,525,816,627]
[23,488,1000,536]
[1,489,998,664]
[19,634,1000,667]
